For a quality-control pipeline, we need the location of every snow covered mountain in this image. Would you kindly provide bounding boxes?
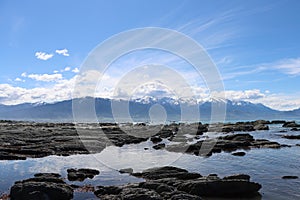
[0,97,298,122]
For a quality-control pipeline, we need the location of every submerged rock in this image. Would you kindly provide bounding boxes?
[67,168,100,182]
[10,173,73,200]
[153,143,166,150]
[119,168,134,174]
[282,176,298,179]
[232,151,246,156]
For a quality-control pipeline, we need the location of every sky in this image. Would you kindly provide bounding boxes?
[0,0,300,110]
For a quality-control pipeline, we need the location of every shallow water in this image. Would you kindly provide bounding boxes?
[1,124,300,199]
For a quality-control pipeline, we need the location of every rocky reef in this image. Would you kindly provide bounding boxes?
[95,166,261,199]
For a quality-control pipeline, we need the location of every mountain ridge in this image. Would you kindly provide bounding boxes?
[0,97,299,122]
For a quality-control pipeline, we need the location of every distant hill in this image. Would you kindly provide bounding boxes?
[0,97,299,122]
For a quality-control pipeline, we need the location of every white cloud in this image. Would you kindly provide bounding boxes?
[27,73,63,82]
[55,48,69,56]
[15,78,24,82]
[224,57,300,80]
[272,57,300,75]
[35,52,54,60]
[213,89,265,101]
[21,72,27,77]
[0,77,76,105]
[1,73,300,111]
[72,67,79,73]
[64,67,71,71]
[53,70,59,73]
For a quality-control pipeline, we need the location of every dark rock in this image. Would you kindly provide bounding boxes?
[283,121,300,128]
[170,193,202,200]
[121,187,162,200]
[172,133,280,157]
[153,143,166,150]
[222,126,234,133]
[221,133,254,141]
[139,181,174,193]
[282,176,298,179]
[67,168,100,181]
[291,128,299,131]
[279,130,288,133]
[132,166,202,180]
[253,120,270,125]
[95,185,123,196]
[155,129,174,138]
[0,153,26,160]
[95,166,261,199]
[223,174,250,181]
[34,173,61,178]
[177,179,261,197]
[119,168,133,174]
[282,135,300,140]
[271,120,286,124]
[254,124,269,130]
[150,137,163,144]
[0,122,149,160]
[232,151,246,156]
[197,124,208,133]
[10,173,73,200]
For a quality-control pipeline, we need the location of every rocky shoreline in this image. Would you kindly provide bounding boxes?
[8,166,262,200]
[1,120,297,160]
[1,120,300,199]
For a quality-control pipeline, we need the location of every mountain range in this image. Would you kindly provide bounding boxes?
[0,97,299,122]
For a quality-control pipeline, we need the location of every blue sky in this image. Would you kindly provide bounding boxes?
[0,0,300,110]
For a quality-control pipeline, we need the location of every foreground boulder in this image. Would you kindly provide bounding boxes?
[10,173,73,200]
[94,166,261,199]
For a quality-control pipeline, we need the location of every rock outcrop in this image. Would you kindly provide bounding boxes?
[10,173,73,200]
[94,166,261,199]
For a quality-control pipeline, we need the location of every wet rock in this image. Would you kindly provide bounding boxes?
[153,143,166,150]
[254,124,269,130]
[282,135,300,139]
[10,173,73,200]
[177,179,261,197]
[67,168,100,182]
[282,176,298,179]
[253,120,271,125]
[283,121,300,128]
[132,166,202,180]
[119,168,133,174]
[0,122,151,160]
[271,120,286,124]
[172,133,281,156]
[121,187,162,200]
[223,174,250,181]
[232,151,246,156]
[221,133,254,141]
[96,166,261,199]
[0,152,26,160]
[291,128,299,131]
[170,193,202,200]
[150,137,163,144]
